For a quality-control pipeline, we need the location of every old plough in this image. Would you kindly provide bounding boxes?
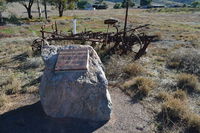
[32,19,159,60]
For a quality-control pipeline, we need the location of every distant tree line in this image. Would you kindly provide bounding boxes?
[2,0,78,19]
[191,1,200,8]
[113,0,153,9]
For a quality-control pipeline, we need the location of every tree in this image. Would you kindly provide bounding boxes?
[36,0,41,18]
[140,0,152,6]
[77,1,89,9]
[7,0,34,19]
[43,0,47,19]
[122,0,135,8]
[0,0,6,22]
[50,0,78,17]
[113,2,122,9]
[191,1,200,8]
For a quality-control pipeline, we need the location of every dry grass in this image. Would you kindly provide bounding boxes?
[122,77,156,98]
[123,63,145,77]
[1,75,22,95]
[157,92,200,132]
[0,94,6,108]
[157,90,187,102]
[172,90,187,101]
[177,73,199,93]
[186,114,200,132]
[22,57,43,70]
[105,55,132,81]
[156,91,171,101]
[161,97,188,123]
[167,48,200,76]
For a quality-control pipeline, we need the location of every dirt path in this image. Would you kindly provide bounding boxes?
[96,88,154,133]
[0,87,153,133]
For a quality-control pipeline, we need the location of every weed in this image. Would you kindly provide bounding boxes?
[22,57,43,70]
[177,73,199,93]
[1,76,22,95]
[122,77,156,98]
[157,95,200,132]
[186,113,200,133]
[173,90,187,101]
[123,63,144,77]
[167,48,200,76]
[0,94,6,107]
[156,91,171,101]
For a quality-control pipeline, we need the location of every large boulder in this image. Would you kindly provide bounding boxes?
[39,45,112,121]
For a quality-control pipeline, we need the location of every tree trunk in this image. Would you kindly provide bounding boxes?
[21,0,34,19]
[59,8,63,17]
[58,1,64,17]
[0,12,2,23]
[44,0,47,19]
[26,7,33,19]
[37,0,41,18]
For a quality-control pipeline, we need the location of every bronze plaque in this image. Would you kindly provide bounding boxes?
[55,48,89,71]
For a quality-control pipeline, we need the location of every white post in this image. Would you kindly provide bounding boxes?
[73,19,77,35]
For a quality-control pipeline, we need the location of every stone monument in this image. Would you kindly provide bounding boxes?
[39,45,112,121]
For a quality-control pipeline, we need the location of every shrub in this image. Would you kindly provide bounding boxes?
[160,97,188,126]
[105,55,131,80]
[177,73,199,93]
[0,94,6,107]
[22,57,43,69]
[158,96,200,132]
[157,90,187,102]
[113,2,122,9]
[173,90,187,101]
[122,77,155,98]
[186,114,200,133]
[191,1,200,8]
[167,48,200,76]
[156,91,170,101]
[2,76,22,95]
[123,63,144,77]
[8,14,21,25]
[77,1,90,9]
[122,0,135,8]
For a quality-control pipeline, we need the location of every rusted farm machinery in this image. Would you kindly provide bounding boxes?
[32,19,159,60]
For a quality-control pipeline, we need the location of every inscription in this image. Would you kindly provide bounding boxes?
[55,48,89,71]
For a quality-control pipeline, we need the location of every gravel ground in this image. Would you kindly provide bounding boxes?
[95,88,154,133]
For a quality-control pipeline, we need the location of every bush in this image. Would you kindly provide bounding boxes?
[123,63,144,77]
[1,76,22,95]
[93,3,108,9]
[161,98,187,123]
[157,90,187,102]
[122,77,155,98]
[113,3,122,9]
[140,0,152,6]
[167,48,200,76]
[173,90,187,101]
[158,96,200,132]
[105,55,131,81]
[121,0,135,8]
[177,73,199,93]
[191,1,200,8]
[0,94,6,107]
[22,57,43,69]
[8,14,21,25]
[77,1,90,9]
[186,114,200,133]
